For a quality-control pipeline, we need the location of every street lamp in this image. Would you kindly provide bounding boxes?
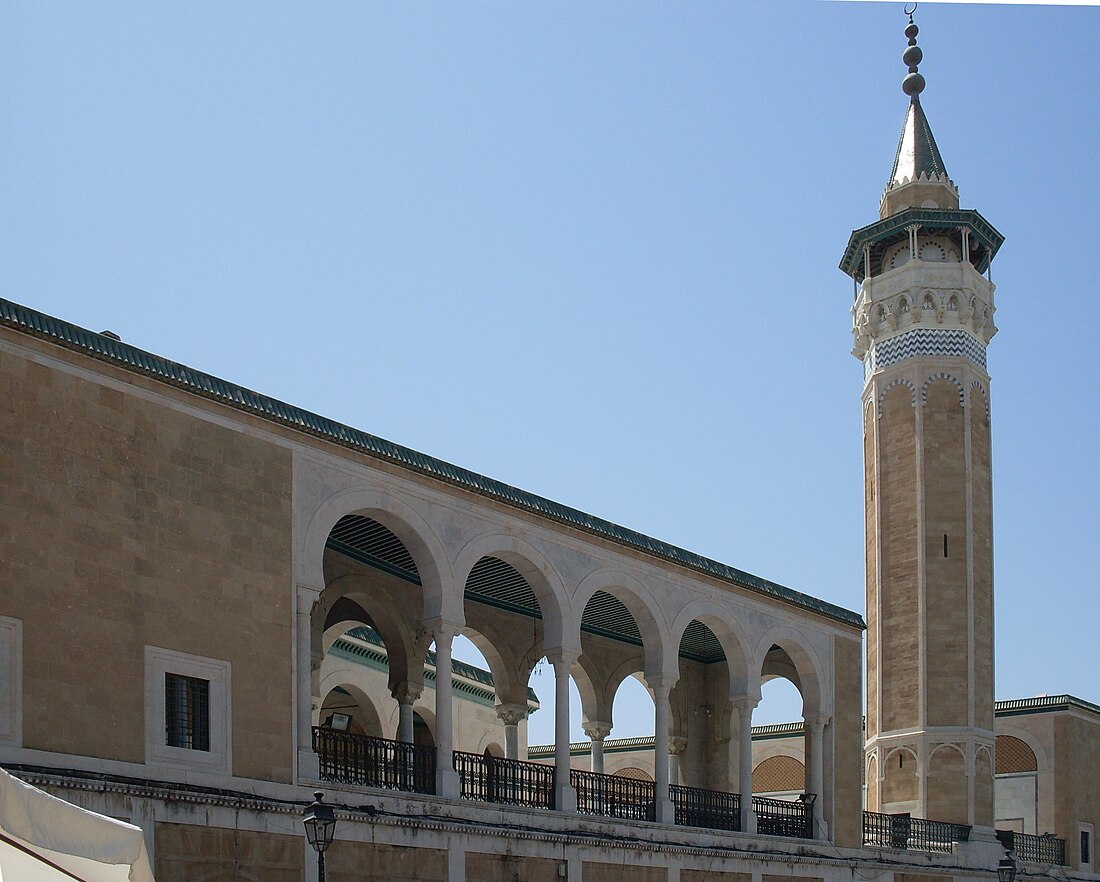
[303,791,337,882]
[997,856,1017,882]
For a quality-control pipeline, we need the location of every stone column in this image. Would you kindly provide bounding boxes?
[733,697,757,834]
[297,586,322,782]
[583,721,612,775]
[547,649,579,812]
[806,715,829,840]
[651,678,675,824]
[433,626,461,798]
[496,703,527,760]
[668,736,688,786]
[393,684,422,744]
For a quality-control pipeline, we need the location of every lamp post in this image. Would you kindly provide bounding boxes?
[997,856,1017,882]
[303,791,336,882]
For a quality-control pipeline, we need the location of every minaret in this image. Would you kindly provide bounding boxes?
[840,14,1004,829]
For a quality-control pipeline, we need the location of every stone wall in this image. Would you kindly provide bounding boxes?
[0,344,295,781]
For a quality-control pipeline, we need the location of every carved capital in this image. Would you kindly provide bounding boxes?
[667,736,688,756]
[583,721,613,742]
[392,683,422,706]
[496,703,528,727]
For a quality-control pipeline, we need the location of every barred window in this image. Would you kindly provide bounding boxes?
[165,673,210,751]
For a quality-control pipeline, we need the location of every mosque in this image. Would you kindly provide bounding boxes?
[1,13,1098,882]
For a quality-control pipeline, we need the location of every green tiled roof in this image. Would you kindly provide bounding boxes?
[839,207,1004,278]
[0,296,864,630]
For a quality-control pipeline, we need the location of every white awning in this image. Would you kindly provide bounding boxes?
[0,767,154,882]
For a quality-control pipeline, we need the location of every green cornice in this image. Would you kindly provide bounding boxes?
[0,296,863,630]
[839,207,1004,278]
[996,695,1100,721]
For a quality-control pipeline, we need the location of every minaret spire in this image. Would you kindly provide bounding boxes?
[881,8,955,218]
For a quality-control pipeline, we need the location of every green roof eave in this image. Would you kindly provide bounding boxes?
[996,695,1100,720]
[839,207,1004,278]
[0,296,865,631]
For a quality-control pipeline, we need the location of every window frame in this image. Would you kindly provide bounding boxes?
[1080,823,1094,871]
[145,646,231,774]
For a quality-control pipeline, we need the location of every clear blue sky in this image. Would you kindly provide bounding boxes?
[3,2,1098,742]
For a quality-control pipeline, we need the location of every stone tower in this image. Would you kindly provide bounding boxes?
[839,16,1004,829]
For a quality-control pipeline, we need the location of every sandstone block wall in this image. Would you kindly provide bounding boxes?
[0,344,295,781]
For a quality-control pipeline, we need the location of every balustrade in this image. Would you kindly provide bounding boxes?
[863,810,971,853]
[997,830,1067,866]
[572,769,655,821]
[754,794,815,839]
[670,784,741,832]
[313,731,827,844]
[452,750,556,809]
[313,727,435,794]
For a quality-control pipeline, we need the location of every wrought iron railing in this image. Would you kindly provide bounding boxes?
[863,811,971,853]
[671,784,741,832]
[312,727,435,794]
[754,795,815,839]
[452,751,555,809]
[997,830,1067,866]
[571,769,655,821]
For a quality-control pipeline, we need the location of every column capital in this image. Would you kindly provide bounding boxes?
[668,735,688,756]
[495,703,528,727]
[424,618,463,643]
[804,714,831,732]
[545,648,580,669]
[646,673,678,695]
[731,696,758,714]
[392,683,423,705]
[583,721,612,741]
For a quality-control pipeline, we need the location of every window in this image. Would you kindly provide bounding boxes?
[1080,824,1094,870]
[165,673,210,751]
[145,646,231,773]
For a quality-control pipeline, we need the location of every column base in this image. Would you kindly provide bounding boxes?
[297,747,320,784]
[437,766,461,799]
[555,783,577,813]
[958,825,1005,867]
[655,796,675,825]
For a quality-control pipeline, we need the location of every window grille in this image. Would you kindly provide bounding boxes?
[165,673,210,751]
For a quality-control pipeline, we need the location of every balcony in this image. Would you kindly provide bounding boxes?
[314,729,816,839]
[862,810,971,854]
[996,830,1067,866]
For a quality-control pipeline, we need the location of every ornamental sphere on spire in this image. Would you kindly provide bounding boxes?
[902,12,925,97]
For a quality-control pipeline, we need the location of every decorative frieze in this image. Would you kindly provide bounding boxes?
[865,328,987,383]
